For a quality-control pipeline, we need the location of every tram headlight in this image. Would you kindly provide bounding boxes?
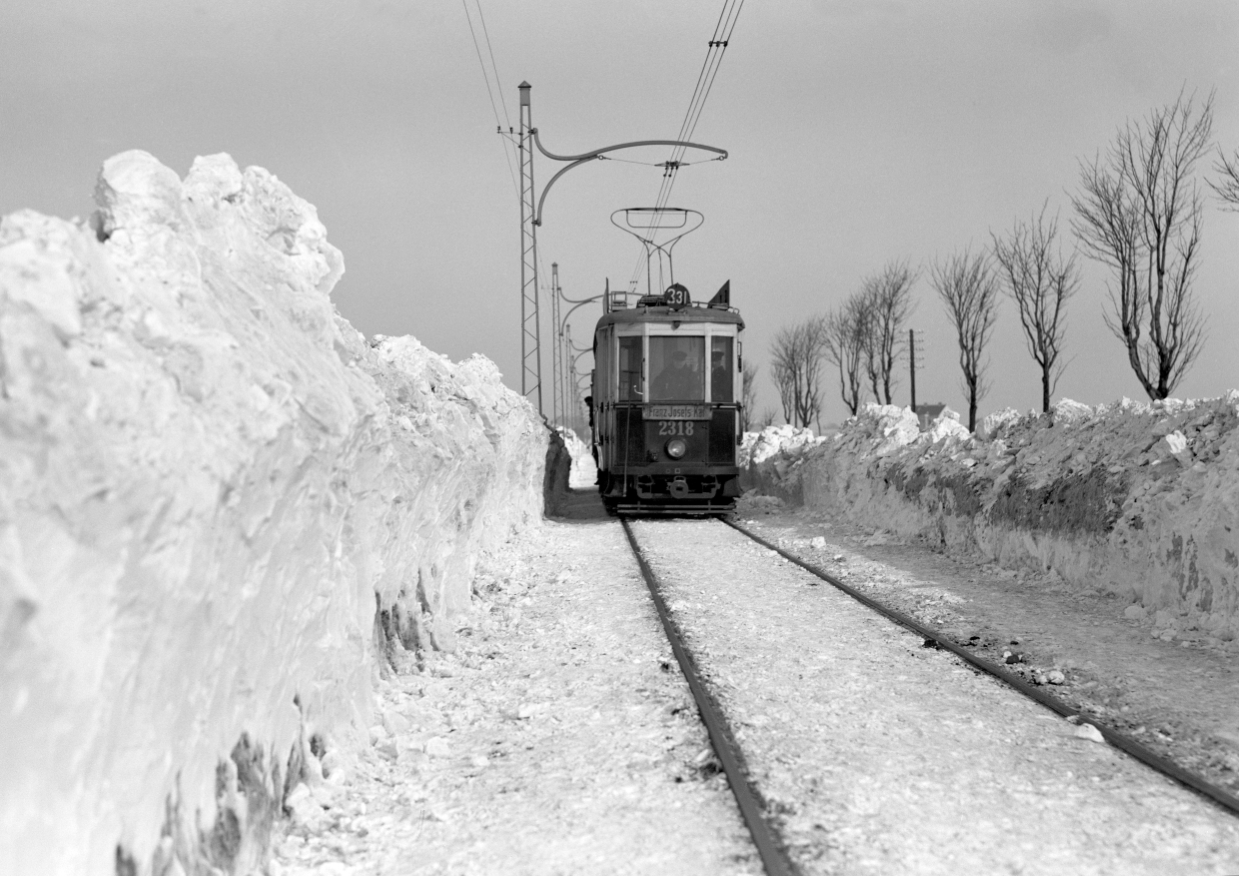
[666,438,688,459]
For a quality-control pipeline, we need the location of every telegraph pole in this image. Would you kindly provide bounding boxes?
[550,262,562,426]
[518,82,542,413]
[909,328,917,412]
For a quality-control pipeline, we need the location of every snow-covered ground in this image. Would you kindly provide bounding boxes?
[11,148,1239,874]
[636,518,1239,874]
[271,520,759,876]
[743,400,1239,643]
[0,152,547,874]
[266,509,1239,875]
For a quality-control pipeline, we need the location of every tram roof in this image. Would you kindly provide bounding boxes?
[594,304,745,332]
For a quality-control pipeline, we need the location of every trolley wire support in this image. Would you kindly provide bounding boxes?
[621,520,801,876]
[515,82,727,417]
[724,519,1239,821]
[526,124,727,230]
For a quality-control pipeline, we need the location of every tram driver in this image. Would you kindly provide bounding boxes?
[653,349,702,400]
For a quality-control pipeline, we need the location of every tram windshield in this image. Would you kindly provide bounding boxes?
[650,336,705,401]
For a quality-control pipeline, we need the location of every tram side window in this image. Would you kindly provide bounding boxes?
[618,336,643,400]
[711,337,734,403]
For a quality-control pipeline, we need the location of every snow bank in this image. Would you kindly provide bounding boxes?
[739,425,827,503]
[743,399,1239,641]
[0,151,547,874]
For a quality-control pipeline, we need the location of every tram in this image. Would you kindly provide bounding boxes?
[589,280,744,515]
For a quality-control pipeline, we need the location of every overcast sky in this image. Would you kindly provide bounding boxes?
[3,0,1238,426]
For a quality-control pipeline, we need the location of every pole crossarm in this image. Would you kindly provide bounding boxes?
[531,129,727,226]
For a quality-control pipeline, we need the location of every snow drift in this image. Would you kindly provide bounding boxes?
[743,399,1239,642]
[0,151,547,874]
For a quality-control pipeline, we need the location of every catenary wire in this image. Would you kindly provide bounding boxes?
[462,0,520,201]
[476,0,514,133]
[628,0,745,292]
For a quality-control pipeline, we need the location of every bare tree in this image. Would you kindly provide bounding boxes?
[1070,88,1212,400]
[990,203,1079,413]
[857,261,918,404]
[932,248,1000,432]
[740,360,759,432]
[1213,145,1239,207]
[857,289,882,402]
[769,318,828,429]
[770,356,795,425]
[755,407,778,430]
[823,294,867,416]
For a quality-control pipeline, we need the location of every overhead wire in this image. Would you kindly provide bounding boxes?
[464,1,563,405]
[628,0,745,292]
[476,2,513,133]
[652,0,743,206]
[656,0,744,214]
[462,0,521,201]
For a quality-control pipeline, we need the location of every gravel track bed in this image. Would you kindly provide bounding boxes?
[272,520,758,875]
[632,517,1239,875]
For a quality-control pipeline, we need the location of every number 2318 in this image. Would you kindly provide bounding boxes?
[657,420,694,436]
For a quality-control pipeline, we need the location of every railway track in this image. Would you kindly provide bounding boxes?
[620,515,1239,875]
[621,518,799,876]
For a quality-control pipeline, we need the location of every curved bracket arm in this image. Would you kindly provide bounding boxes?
[531,129,727,164]
[532,130,727,226]
[560,295,604,334]
[560,289,604,306]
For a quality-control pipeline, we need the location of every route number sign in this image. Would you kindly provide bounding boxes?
[664,283,691,309]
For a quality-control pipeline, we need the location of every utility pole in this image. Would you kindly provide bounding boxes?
[909,328,917,413]
[518,82,541,414]
[550,262,562,427]
[565,327,576,434]
[515,81,727,418]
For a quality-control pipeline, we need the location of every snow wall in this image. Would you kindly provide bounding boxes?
[742,399,1239,642]
[0,151,548,875]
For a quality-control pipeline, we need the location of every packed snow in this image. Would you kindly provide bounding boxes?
[742,399,1239,643]
[0,151,547,874]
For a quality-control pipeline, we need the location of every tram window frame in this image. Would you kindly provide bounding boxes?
[710,336,735,403]
[617,335,643,401]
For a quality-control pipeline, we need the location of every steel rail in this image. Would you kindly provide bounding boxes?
[724,518,1239,820]
[620,519,800,876]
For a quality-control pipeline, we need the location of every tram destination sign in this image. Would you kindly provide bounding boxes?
[645,404,708,420]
